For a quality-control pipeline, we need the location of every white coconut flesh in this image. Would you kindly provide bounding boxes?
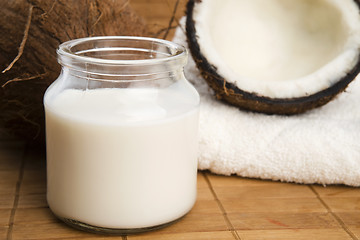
[193,0,360,98]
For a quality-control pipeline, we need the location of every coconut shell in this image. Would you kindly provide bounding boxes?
[0,0,148,142]
[186,0,360,115]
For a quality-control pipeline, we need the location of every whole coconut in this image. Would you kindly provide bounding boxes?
[0,0,148,142]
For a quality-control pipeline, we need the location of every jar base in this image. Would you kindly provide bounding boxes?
[57,215,185,235]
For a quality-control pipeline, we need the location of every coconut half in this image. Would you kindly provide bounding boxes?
[186,0,360,114]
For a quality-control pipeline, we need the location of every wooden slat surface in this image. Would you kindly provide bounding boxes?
[0,143,359,240]
[131,0,188,39]
[1,0,360,239]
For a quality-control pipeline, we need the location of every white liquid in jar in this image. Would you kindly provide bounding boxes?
[45,86,199,229]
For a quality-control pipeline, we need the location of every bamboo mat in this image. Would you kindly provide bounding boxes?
[1,0,360,239]
[1,138,360,240]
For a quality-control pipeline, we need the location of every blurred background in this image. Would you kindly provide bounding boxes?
[131,0,187,40]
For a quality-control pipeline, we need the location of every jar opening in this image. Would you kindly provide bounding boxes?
[57,36,187,66]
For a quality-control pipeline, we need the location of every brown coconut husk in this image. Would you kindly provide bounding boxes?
[186,0,360,115]
[0,0,148,143]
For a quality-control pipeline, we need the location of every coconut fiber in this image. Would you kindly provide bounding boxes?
[174,19,360,187]
[0,0,147,142]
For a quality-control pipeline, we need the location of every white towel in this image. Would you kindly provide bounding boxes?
[173,20,360,187]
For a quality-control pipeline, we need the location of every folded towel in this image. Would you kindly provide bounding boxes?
[173,20,360,186]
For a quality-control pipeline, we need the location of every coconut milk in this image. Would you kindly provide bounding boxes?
[45,87,199,229]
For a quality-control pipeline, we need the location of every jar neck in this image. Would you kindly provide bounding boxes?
[59,67,184,91]
[57,36,187,83]
[62,61,184,82]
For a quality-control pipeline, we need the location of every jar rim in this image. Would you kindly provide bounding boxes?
[57,36,187,66]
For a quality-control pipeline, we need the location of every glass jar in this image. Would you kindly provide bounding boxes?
[44,36,200,234]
